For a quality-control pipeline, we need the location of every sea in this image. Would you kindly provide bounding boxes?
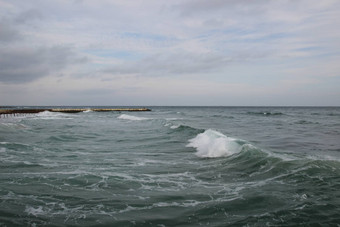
[0,106,339,226]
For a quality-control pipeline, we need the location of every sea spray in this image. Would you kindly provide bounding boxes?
[186,129,242,158]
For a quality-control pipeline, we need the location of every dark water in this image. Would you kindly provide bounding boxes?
[0,107,340,226]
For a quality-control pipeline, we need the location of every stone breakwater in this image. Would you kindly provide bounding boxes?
[0,108,151,117]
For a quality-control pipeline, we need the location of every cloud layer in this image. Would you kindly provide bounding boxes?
[0,0,339,105]
[0,46,86,83]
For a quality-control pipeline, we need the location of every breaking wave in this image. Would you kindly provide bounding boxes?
[186,129,245,158]
[35,111,73,120]
[117,114,149,121]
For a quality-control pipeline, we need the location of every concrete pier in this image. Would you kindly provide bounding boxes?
[0,108,151,117]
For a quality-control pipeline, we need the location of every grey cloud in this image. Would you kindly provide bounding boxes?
[0,46,87,83]
[179,0,235,12]
[176,0,266,16]
[73,0,84,4]
[15,9,43,24]
[0,9,82,83]
[0,21,21,42]
[67,88,114,96]
[104,52,233,76]
[0,11,85,84]
[0,8,43,43]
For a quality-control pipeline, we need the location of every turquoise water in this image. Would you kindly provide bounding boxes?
[0,107,340,226]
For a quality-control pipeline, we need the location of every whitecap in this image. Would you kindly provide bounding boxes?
[35,111,73,120]
[164,122,180,129]
[117,114,148,121]
[186,129,242,158]
[170,125,180,129]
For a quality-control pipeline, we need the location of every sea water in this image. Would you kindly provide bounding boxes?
[0,106,339,226]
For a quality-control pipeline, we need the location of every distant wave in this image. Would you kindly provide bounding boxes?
[35,111,73,120]
[0,122,28,129]
[0,141,32,151]
[173,124,201,132]
[2,160,42,169]
[210,114,234,119]
[165,118,183,121]
[326,113,340,116]
[165,122,204,136]
[247,111,283,116]
[295,120,319,125]
[186,129,245,158]
[117,114,149,121]
[309,112,340,116]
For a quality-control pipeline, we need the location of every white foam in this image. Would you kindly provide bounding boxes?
[36,111,72,120]
[83,109,92,113]
[117,114,148,121]
[170,125,180,129]
[166,118,183,121]
[164,122,180,129]
[25,206,45,216]
[186,129,242,158]
[37,111,59,117]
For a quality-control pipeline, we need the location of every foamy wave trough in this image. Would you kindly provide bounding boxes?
[187,129,242,158]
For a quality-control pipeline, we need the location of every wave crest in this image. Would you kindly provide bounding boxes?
[247,111,283,116]
[36,111,73,120]
[117,114,148,121]
[186,129,243,158]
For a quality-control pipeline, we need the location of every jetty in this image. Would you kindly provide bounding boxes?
[0,108,151,117]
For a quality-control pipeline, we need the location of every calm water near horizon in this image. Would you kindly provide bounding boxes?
[0,106,340,226]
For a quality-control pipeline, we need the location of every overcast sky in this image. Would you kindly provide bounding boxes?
[0,0,339,106]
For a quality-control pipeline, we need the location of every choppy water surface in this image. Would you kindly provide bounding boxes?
[0,107,340,226]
